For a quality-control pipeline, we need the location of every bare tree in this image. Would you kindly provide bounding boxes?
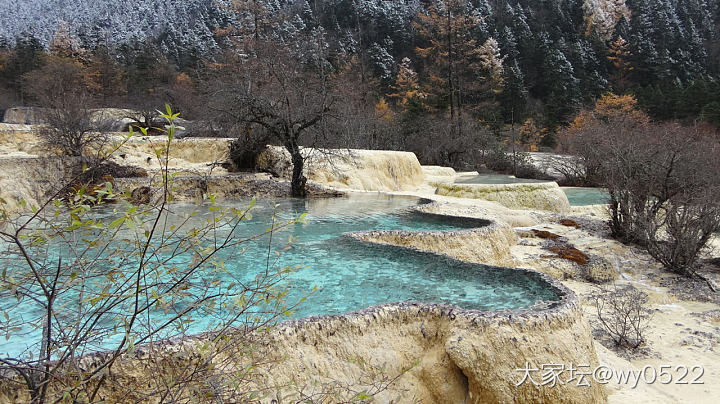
[37,95,112,157]
[562,95,720,276]
[641,130,720,277]
[206,39,335,197]
[24,56,109,157]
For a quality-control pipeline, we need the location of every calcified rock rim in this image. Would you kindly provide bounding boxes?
[435,181,564,192]
[346,203,497,240]
[276,293,577,340]
[277,275,574,335]
[435,181,572,213]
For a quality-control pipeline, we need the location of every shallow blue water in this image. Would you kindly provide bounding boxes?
[0,194,561,357]
[455,174,610,206]
[562,187,610,206]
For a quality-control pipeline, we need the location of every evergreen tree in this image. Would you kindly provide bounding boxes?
[87,44,126,103]
[541,44,581,131]
[414,0,484,122]
[568,38,607,103]
[367,40,395,84]
[499,58,528,123]
[498,26,519,61]
[0,0,718,130]
[607,36,633,91]
[0,33,45,103]
[627,0,661,85]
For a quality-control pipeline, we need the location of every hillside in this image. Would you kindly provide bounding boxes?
[1,0,718,130]
[0,0,233,66]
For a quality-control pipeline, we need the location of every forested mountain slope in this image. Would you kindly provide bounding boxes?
[1,0,718,127]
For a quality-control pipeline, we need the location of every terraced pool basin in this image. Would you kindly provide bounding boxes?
[0,194,562,356]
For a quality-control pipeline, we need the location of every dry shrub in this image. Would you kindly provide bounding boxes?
[590,285,653,349]
[559,219,579,227]
[82,161,148,180]
[64,161,148,200]
[24,56,113,157]
[561,93,720,276]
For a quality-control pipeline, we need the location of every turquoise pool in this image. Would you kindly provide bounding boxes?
[455,173,610,206]
[0,194,561,357]
[562,187,610,206]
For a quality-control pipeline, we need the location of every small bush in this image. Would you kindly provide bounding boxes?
[590,285,653,349]
[229,131,271,171]
[64,161,148,201]
[82,161,148,180]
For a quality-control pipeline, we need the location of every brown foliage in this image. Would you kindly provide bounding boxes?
[414,0,489,120]
[23,56,112,156]
[533,229,589,265]
[83,161,148,180]
[532,229,561,240]
[559,219,579,227]
[518,118,545,152]
[606,37,633,91]
[549,245,589,265]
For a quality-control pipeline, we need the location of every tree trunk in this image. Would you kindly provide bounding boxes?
[287,141,307,198]
[447,11,455,120]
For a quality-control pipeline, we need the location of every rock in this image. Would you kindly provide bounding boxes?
[559,218,579,227]
[118,116,193,135]
[2,295,606,404]
[255,145,293,178]
[418,347,469,403]
[129,186,151,204]
[422,165,456,177]
[532,229,562,240]
[422,165,457,183]
[114,173,344,202]
[435,182,572,213]
[0,156,82,214]
[350,215,518,268]
[256,145,426,192]
[549,245,589,265]
[109,117,136,132]
[2,107,48,124]
[109,136,232,171]
[1,107,152,133]
[583,255,619,283]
